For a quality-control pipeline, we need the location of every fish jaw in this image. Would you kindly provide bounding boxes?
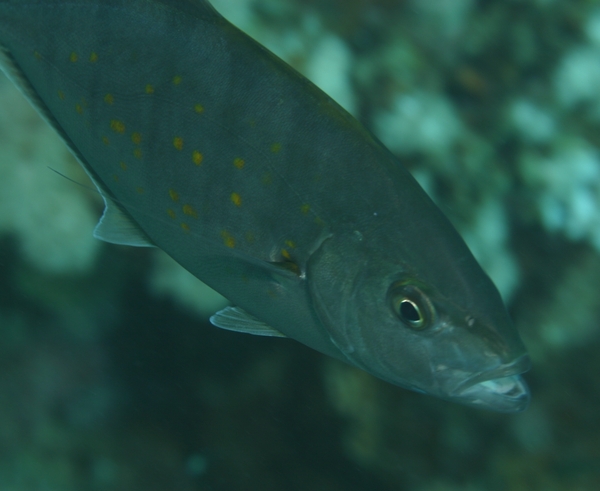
[452,373,530,412]
[442,354,531,412]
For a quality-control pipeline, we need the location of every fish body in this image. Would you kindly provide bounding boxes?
[0,0,531,411]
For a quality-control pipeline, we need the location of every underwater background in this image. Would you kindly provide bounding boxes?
[1,0,599,489]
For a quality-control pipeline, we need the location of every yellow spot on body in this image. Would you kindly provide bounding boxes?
[281,261,300,275]
[102,136,110,146]
[133,148,142,159]
[110,119,126,134]
[33,51,41,60]
[192,150,203,166]
[261,173,272,185]
[119,161,127,171]
[300,204,310,214]
[104,93,114,105]
[145,84,154,94]
[57,90,65,100]
[282,249,291,260]
[136,187,145,194]
[173,75,182,85]
[69,52,78,62]
[314,216,325,226]
[245,232,255,243]
[173,137,184,151]
[75,104,83,114]
[230,192,242,206]
[181,223,190,233]
[169,189,180,202]
[221,231,236,249]
[167,209,176,219]
[182,204,198,218]
[194,104,204,114]
[112,174,119,182]
[270,142,282,153]
[233,158,245,169]
[131,132,142,145]
[89,52,98,62]
[285,240,296,249]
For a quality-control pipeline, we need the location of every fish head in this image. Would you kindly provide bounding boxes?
[308,226,531,412]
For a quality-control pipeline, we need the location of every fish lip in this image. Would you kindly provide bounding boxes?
[454,354,531,393]
[451,354,532,412]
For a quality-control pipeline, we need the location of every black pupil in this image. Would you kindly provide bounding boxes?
[400,300,420,323]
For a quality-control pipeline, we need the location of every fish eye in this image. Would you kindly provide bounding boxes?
[389,282,432,330]
[398,299,423,327]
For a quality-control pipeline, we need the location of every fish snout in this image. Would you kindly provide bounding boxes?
[447,354,531,412]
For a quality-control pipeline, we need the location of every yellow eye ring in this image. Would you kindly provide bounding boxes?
[396,298,424,329]
[389,281,433,330]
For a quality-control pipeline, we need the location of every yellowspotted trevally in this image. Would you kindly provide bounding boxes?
[0,0,531,411]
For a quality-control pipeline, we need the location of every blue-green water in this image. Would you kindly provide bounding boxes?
[1,0,599,489]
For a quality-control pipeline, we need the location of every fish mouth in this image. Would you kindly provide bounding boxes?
[450,355,531,413]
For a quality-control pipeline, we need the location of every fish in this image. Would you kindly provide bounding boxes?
[0,0,531,411]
